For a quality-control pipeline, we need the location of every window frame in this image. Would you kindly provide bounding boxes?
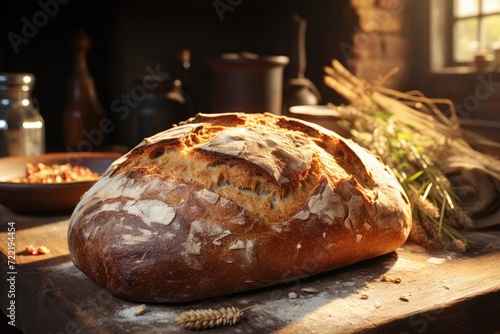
[431,0,500,72]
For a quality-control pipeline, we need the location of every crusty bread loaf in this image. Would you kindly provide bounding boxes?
[67,112,412,303]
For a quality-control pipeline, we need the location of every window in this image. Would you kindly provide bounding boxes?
[452,0,500,64]
[430,0,500,71]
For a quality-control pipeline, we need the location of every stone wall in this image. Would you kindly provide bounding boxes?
[348,0,411,89]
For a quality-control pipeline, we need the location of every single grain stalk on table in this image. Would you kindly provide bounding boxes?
[175,306,254,330]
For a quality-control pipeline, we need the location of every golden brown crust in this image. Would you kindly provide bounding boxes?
[67,112,411,303]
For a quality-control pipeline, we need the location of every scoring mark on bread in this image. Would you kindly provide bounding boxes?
[198,127,312,185]
[104,118,339,225]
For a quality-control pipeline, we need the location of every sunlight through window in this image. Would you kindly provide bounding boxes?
[453,0,500,63]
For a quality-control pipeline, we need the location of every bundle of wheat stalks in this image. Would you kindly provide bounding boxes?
[323,60,500,251]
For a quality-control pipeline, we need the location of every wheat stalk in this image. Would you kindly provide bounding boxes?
[175,305,254,330]
[321,60,500,251]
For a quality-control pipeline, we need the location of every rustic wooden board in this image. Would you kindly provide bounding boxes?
[1,205,500,333]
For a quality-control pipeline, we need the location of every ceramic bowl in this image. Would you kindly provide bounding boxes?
[0,152,120,215]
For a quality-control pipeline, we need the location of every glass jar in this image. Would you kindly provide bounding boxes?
[0,73,45,157]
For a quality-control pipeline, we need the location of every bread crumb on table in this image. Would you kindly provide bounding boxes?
[134,304,148,316]
[300,287,319,294]
[25,244,50,255]
[380,274,402,284]
[357,290,370,299]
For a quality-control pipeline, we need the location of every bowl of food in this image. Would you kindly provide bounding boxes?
[0,152,120,214]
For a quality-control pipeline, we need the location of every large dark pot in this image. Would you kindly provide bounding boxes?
[209,53,289,115]
[121,75,189,149]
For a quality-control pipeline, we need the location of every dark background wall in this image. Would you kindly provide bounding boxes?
[0,0,357,151]
[2,0,499,155]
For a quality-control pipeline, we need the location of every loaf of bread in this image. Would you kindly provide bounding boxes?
[67,112,412,303]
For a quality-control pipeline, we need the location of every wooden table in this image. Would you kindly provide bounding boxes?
[1,204,500,334]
